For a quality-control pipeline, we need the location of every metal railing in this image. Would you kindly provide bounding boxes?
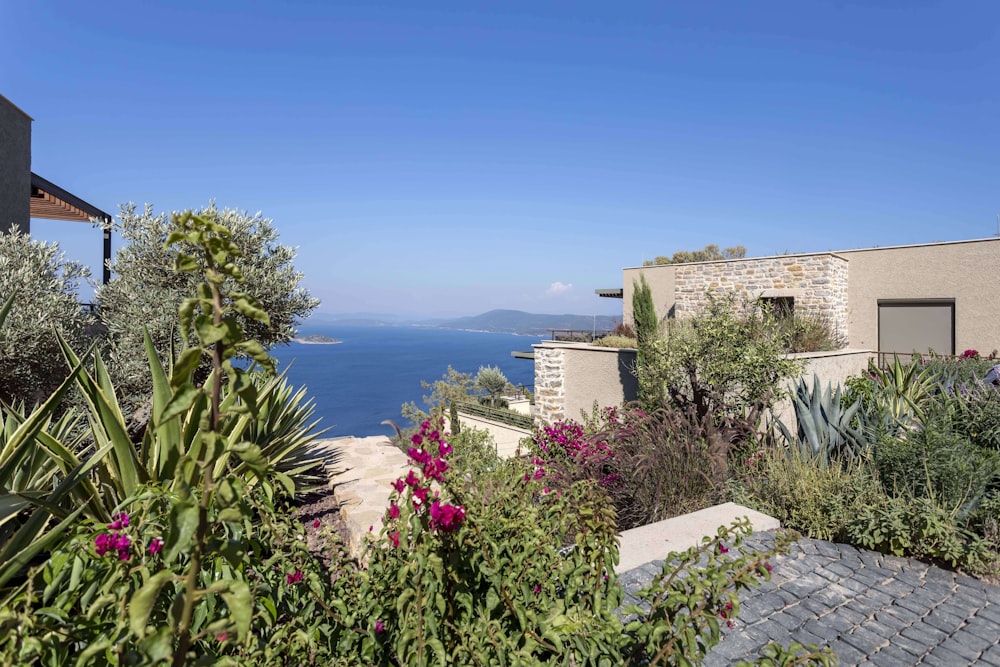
[548,329,614,343]
[454,401,534,430]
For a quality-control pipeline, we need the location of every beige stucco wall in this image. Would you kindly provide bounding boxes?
[623,265,676,326]
[533,342,637,424]
[838,239,1000,355]
[0,95,31,234]
[449,412,531,459]
[771,349,874,430]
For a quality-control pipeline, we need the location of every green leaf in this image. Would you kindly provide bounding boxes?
[221,580,252,640]
[161,384,200,423]
[173,253,199,274]
[170,348,203,388]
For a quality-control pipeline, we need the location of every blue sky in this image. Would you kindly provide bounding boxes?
[3,1,998,318]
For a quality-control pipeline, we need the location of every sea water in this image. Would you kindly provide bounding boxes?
[269,325,540,438]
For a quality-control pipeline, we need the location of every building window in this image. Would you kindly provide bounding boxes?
[761,296,794,319]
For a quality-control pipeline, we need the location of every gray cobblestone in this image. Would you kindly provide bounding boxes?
[618,535,1000,666]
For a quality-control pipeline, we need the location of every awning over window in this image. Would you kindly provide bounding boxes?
[594,288,623,298]
[30,172,112,283]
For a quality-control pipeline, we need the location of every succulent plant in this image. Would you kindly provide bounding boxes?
[777,373,868,467]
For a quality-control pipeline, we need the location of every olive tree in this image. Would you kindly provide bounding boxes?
[637,293,803,478]
[475,365,509,408]
[95,202,319,410]
[0,228,92,406]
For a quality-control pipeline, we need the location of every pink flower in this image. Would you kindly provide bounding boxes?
[216,632,228,643]
[404,470,419,488]
[412,485,430,509]
[374,620,385,633]
[411,434,423,446]
[388,504,400,520]
[286,570,303,585]
[94,532,112,557]
[391,478,406,493]
[428,501,465,533]
[716,542,729,555]
[407,447,431,465]
[148,536,165,556]
[533,584,541,594]
[108,512,130,530]
[963,349,980,359]
[312,519,321,529]
[438,441,452,457]
[388,531,400,548]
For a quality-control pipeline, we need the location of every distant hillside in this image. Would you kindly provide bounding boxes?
[438,309,619,335]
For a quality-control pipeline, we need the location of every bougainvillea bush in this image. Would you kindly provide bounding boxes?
[525,405,721,531]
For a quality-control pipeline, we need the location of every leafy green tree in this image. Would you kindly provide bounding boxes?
[401,365,477,426]
[95,202,318,411]
[643,243,746,266]
[0,228,92,406]
[632,275,660,408]
[637,294,802,478]
[475,365,509,408]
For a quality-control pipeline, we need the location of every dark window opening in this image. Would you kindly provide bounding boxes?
[762,296,794,319]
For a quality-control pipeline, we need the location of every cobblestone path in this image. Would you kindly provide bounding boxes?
[618,533,1000,666]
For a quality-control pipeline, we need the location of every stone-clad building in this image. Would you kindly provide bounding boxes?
[614,238,1000,359]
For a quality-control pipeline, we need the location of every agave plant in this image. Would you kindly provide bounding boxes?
[866,355,937,427]
[777,374,867,467]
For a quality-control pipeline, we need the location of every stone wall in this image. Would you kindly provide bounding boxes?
[532,344,566,424]
[532,342,637,424]
[673,254,849,343]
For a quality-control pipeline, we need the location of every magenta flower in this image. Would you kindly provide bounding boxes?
[438,441,452,457]
[391,478,406,494]
[148,536,165,556]
[374,620,385,633]
[428,501,465,533]
[313,518,321,529]
[388,504,400,520]
[963,349,980,359]
[410,433,423,446]
[533,584,541,594]
[404,470,419,488]
[108,512,130,530]
[94,532,113,557]
[407,447,431,465]
[388,531,400,548]
[716,542,730,555]
[286,570,303,585]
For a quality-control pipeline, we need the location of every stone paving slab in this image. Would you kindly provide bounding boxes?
[313,435,410,559]
[619,532,1000,666]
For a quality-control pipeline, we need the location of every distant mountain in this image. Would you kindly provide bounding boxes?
[437,309,620,335]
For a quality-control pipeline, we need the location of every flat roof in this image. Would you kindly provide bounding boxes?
[624,237,1000,270]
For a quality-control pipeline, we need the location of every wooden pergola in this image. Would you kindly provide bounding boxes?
[29,172,112,284]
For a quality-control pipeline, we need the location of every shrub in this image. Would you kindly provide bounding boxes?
[872,427,1000,521]
[775,311,844,353]
[638,294,802,459]
[632,275,660,407]
[847,496,995,573]
[527,406,721,530]
[730,447,886,542]
[593,334,637,348]
[95,202,318,412]
[0,229,92,406]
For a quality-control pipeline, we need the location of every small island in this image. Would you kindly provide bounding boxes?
[292,334,342,345]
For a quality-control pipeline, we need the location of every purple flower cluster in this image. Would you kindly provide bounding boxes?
[385,419,466,538]
[94,512,133,561]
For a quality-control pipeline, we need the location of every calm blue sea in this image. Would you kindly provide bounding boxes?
[269,326,540,438]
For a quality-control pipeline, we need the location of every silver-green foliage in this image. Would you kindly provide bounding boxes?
[777,374,867,466]
[0,229,91,406]
[475,364,508,407]
[95,202,319,410]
